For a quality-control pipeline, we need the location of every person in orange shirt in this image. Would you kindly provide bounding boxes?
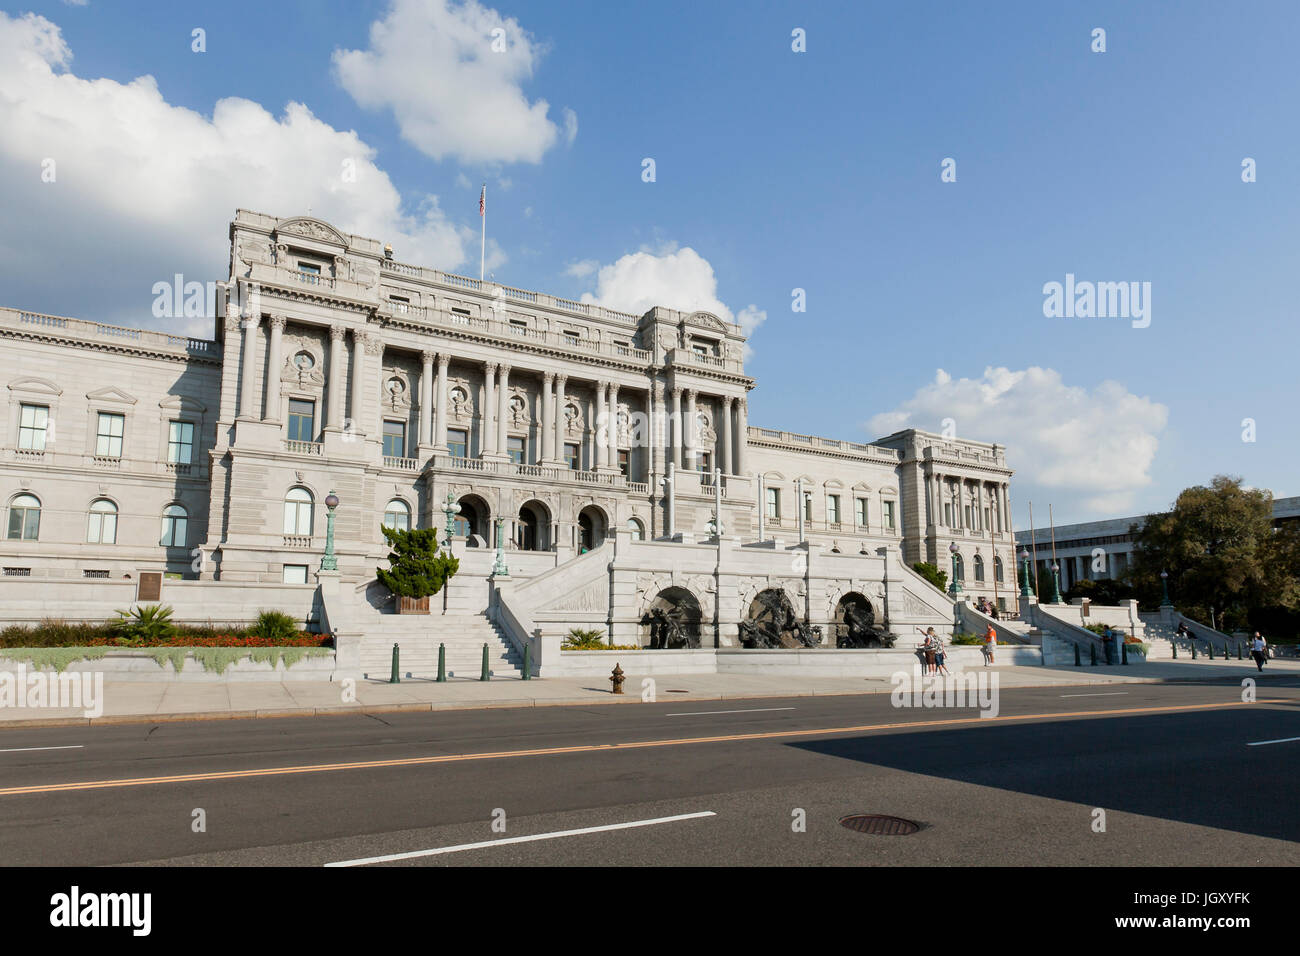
[984,624,997,666]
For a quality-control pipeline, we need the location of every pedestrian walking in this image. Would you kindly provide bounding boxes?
[933,631,950,676]
[983,624,997,665]
[1251,632,1267,672]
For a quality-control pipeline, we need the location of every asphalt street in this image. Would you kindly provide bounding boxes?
[1,676,1297,867]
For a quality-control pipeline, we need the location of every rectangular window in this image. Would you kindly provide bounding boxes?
[168,420,194,464]
[287,399,316,443]
[984,507,992,531]
[944,502,953,526]
[451,306,470,325]
[96,412,125,458]
[18,404,49,450]
[827,494,840,524]
[766,487,779,519]
[282,564,309,585]
[884,500,896,531]
[856,498,868,527]
[447,428,468,458]
[803,492,813,522]
[617,449,629,477]
[383,419,407,458]
[389,295,410,313]
[563,330,580,346]
[698,452,712,473]
[297,261,321,284]
[564,442,579,470]
[507,436,525,465]
[509,319,528,335]
[964,505,973,527]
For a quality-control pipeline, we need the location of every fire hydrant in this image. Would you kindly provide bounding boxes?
[610,663,625,695]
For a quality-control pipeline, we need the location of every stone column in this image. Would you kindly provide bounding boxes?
[684,389,697,470]
[650,382,664,480]
[607,382,620,472]
[370,337,385,439]
[734,396,748,477]
[496,363,512,458]
[541,372,555,463]
[326,325,345,429]
[419,350,434,447]
[594,381,608,470]
[482,362,497,457]
[435,355,450,449]
[721,395,734,475]
[262,314,285,422]
[349,328,366,435]
[238,313,261,420]
[670,386,683,469]
[554,375,568,466]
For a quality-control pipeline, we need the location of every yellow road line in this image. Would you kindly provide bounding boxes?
[0,697,1283,797]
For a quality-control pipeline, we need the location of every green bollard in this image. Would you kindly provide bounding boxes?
[1090,644,1097,666]
[1074,643,1081,667]
[1208,643,1215,660]
[1238,643,1243,660]
[523,641,532,681]
[480,642,490,681]
[389,643,400,684]
[437,643,446,682]
[1171,640,1177,659]
[1191,642,1197,660]
[1121,641,1128,665]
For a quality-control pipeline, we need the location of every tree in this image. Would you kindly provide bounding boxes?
[1128,475,1299,629]
[912,561,947,593]
[1064,577,1133,607]
[375,527,460,599]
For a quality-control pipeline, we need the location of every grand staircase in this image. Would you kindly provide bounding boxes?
[357,613,524,680]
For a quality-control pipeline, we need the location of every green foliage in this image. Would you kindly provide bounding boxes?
[0,647,110,673]
[1065,578,1134,607]
[111,605,177,645]
[0,619,113,648]
[562,627,608,649]
[949,632,983,645]
[912,562,948,593]
[375,527,460,599]
[247,610,299,642]
[1129,476,1300,627]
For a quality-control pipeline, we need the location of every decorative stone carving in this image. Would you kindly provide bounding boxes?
[687,311,727,332]
[382,372,412,410]
[902,590,930,617]
[281,337,325,388]
[563,401,583,434]
[508,391,530,426]
[277,218,347,245]
[237,238,272,267]
[448,381,472,420]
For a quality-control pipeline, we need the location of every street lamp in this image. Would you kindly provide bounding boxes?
[1019,548,1032,598]
[320,491,339,571]
[1160,569,1171,606]
[441,492,461,550]
[492,516,509,577]
[948,541,962,595]
[1050,562,1063,604]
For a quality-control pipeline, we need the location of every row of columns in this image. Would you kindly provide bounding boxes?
[235,313,750,474]
[930,471,1011,534]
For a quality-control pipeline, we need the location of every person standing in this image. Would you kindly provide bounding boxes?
[933,630,950,676]
[1251,632,1268,672]
[923,628,937,674]
[1102,625,1114,665]
[983,624,997,666]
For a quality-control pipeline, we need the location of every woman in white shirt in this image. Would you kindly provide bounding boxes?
[1251,632,1267,672]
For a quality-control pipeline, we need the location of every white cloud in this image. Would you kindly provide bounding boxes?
[561,106,578,145]
[333,0,572,165]
[868,366,1169,515]
[563,258,600,279]
[0,12,472,332]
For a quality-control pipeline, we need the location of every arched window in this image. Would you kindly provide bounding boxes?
[383,499,411,531]
[628,517,645,541]
[954,554,965,582]
[283,487,313,536]
[87,499,118,544]
[161,504,189,547]
[994,556,1004,583]
[7,494,40,540]
[974,554,986,582]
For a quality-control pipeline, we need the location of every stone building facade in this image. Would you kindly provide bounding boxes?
[0,210,1017,615]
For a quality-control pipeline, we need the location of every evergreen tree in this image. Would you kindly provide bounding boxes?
[375,527,460,599]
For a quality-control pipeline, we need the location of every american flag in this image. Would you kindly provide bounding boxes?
[479,185,485,217]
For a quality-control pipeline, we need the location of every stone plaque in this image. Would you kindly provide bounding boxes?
[137,572,162,603]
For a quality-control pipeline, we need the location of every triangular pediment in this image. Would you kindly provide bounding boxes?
[86,386,137,405]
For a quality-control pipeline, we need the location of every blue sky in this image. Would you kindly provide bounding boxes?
[1,0,1296,525]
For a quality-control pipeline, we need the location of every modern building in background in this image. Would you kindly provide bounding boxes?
[1,210,1016,612]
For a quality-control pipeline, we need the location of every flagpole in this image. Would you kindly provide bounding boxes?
[479,183,486,283]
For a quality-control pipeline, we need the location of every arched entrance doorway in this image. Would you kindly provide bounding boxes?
[833,592,882,647]
[455,494,490,545]
[739,588,820,648]
[517,499,550,551]
[577,505,607,552]
[639,587,702,649]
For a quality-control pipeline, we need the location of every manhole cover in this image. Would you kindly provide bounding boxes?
[839,814,921,836]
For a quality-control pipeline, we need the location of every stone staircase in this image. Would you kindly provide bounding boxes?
[357,613,524,680]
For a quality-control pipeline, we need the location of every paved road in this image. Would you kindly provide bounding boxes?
[1,676,1297,867]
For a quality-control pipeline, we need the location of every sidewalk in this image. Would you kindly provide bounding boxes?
[2,656,1294,728]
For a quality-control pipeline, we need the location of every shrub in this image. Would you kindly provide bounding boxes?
[912,562,948,593]
[950,632,983,645]
[562,627,608,649]
[376,527,460,599]
[247,610,299,642]
[111,605,177,645]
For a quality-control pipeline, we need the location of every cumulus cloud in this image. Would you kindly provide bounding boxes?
[333,0,572,165]
[0,11,471,333]
[868,366,1169,515]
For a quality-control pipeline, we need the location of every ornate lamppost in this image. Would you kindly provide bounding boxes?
[492,516,509,576]
[441,492,460,550]
[948,541,962,595]
[1160,569,1171,606]
[320,491,340,571]
[1019,548,1032,598]
[1050,562,1063,604]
